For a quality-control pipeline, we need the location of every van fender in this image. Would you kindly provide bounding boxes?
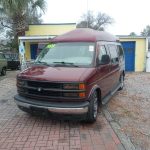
[88,84,101,100]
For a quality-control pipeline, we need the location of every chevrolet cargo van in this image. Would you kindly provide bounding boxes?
[14,28,125,122]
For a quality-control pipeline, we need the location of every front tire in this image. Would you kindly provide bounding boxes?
[86,91,98,123]
[1,67,6,76]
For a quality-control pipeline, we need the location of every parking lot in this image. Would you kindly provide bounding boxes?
[107,73,150,150]
[0,71,124,150]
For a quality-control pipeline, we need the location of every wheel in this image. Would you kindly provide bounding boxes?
[118,74,124,91]
[86,91,98,123]
[1,67,6,76]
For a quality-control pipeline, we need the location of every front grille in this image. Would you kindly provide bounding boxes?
[17,80,85,102]
[28,89,62,97]
[27,81,63,89]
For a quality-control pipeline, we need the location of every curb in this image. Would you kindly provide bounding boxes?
[102,106,136,150]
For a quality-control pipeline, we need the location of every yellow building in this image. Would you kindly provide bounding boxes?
[19,23,76,60]
[119,36,148,71]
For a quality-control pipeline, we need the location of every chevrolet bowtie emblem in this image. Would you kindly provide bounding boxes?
[37,87,42,92]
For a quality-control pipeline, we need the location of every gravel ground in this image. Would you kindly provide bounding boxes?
[107,73,150,150]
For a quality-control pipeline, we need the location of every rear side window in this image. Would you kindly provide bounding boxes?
[117,45,124,57]
[108,45,118,63]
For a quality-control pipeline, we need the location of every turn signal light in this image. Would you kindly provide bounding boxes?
[79,92,86,98]
[79,83,85,90]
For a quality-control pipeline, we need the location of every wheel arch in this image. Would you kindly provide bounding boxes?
[96,88,102,106]
[122,70,125,78]
[88,85,102,106]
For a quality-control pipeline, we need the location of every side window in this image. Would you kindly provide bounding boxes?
[108,45,119,64]
[117,45,124,57]
[98,45,107,64]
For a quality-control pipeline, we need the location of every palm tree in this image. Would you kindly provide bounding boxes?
[0,0,46,36]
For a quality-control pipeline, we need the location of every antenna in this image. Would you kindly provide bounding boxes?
[87,0,88,28]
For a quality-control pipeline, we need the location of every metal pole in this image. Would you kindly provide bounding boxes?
[19,40,27,71]
[87,0,88,28]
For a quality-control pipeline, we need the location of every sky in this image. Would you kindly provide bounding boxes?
[42,0,150,35]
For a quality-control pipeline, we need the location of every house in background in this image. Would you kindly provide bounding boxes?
[119,36,148,72]
[19,23,76,60]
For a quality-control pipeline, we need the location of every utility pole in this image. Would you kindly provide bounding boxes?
[87,0,88,28]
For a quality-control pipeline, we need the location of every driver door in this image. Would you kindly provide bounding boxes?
[96,44,112,98]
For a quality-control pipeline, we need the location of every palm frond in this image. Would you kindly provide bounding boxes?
[31,0,46,13]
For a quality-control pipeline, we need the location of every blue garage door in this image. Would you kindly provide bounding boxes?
[121,42,135,71]
[30,44,38,60]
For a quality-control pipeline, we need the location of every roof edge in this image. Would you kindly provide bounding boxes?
[118,35,147,39]
[29,23,76,26]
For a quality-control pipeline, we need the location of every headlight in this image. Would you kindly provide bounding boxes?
[63,83,85,90]
[63,92,86,98]
[63,83,78,90]
[63,92,79,97]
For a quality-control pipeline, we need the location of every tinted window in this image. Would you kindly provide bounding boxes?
[118,45,124,57]
[98,46,107,64]
[108,45,118,63]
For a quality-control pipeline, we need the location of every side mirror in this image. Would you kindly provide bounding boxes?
[99,54,110,65]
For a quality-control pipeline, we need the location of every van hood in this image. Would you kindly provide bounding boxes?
[18,65,96,82]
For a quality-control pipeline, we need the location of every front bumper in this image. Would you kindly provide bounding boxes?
[14,94,89,114]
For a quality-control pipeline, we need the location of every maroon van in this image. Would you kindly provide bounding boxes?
[14,28,125,122]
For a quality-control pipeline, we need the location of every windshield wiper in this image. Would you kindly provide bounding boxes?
[35,61,50,66]
[53,61,79,67]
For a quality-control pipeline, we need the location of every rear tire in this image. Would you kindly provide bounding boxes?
[1,67,6,76]
[118,74,124,91]
[86,91,98,123]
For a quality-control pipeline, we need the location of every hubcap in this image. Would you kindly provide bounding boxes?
[93,92,98,118]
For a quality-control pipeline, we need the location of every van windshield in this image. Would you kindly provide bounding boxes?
[35,42,95,67]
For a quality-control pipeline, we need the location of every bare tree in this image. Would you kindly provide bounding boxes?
[129,32,137,36]
[77,11,114,31]
[141,25,150,37]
